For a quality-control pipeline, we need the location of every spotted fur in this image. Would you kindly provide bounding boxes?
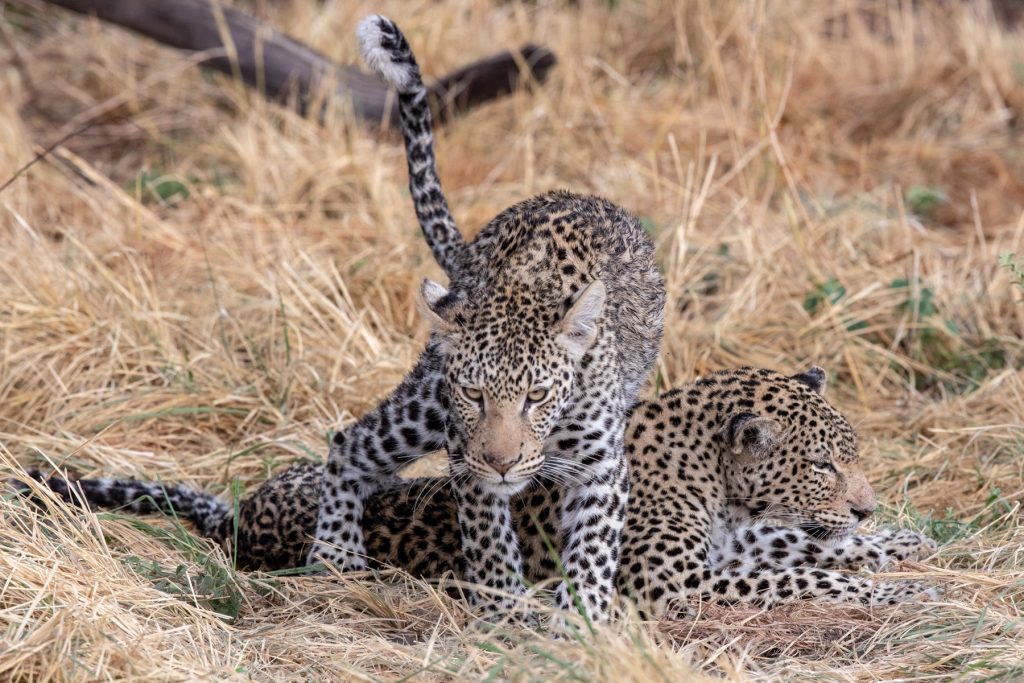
[17,469,230,540]
[19,368,937,615]
[16,466,317,571]
[304,15,665,622]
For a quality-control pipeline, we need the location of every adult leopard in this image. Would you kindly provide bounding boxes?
[20,367,937,617]
[305,15,665,622]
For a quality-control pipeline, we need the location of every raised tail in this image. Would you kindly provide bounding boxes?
[358,15,466,279]
[18,468,232,545]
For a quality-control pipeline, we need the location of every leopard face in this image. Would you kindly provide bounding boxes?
[721,367,875,541]
[417,279,606,493]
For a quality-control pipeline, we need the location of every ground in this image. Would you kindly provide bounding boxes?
[1,1,1023,681]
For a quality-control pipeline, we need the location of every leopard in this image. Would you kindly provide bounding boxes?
[18,366,937,618]
[301,14,666,623]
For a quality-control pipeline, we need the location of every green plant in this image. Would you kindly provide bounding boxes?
[892,277,939,318]
[905,185,948,218]
[803,277,846,314]
[123,555,244,620]
[132,169,190,204]
[999,252,1024,302]
[107,511,245,621]
[883,487,1017,544]
[888,278,1007,392]
[803,277,869,331]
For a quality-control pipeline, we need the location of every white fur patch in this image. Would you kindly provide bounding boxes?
[357,15,417,93]
[420,278,450,308]
[557,280,606,358]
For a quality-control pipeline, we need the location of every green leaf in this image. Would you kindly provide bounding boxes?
[905,185,947,217]
[804,277,846,314]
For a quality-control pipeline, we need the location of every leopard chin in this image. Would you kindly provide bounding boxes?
[481,479,531,496]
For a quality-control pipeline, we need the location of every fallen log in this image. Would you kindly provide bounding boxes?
[40,0,557,125]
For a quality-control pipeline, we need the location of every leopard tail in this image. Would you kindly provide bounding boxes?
[16,468,233,545]
[357,15,466,279]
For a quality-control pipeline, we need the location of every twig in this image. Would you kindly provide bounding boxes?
[0,121,95,196]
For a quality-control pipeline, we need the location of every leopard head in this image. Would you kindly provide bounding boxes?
[720,367,876,541]
[418,278,605,494]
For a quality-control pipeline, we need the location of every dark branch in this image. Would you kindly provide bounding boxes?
[39,0,557,125]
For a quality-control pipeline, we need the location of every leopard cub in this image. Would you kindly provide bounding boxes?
[305,15,665,622]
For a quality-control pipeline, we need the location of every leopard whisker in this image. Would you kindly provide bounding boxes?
[538,459,591,487]
[411,475,455,513]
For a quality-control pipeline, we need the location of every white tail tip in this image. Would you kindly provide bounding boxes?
[357,15,418,93]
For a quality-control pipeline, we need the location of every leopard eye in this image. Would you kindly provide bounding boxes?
[526,387,550,404]
[812,460,837,474]
[461,386,483,403]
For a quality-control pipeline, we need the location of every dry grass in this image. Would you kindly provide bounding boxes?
[1,0,1023,680]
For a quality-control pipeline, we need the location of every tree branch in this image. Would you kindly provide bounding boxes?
[40,0,557,124]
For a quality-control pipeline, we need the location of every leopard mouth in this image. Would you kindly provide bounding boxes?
[481,478,531,496]
[798,520,847,540]
[798,522,842,540]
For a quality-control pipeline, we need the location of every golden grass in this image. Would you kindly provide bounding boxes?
[1,0,1023,679]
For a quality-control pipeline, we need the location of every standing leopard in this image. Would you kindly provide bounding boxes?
[303,15,665,622]
[19,367,937,616]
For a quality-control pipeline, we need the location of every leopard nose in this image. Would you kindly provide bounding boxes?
[851,505,875,522]
[484,454,520,476]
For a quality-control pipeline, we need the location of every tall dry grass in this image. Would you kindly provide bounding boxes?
[1,0,1023,680]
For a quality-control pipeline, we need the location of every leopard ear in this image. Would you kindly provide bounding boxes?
[418,279,465,337]
[791,366,827,395]
[722,412,781,460]
[557,280,606,358]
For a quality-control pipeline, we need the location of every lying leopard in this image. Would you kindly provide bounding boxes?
[19,367,937,617]
[307,14,665,622]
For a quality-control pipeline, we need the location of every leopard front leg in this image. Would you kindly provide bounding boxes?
[712,524,937,572]
[844,527,938,569]
[554,442,628,623]
[309,345,448,570]
[650,565,936,617]
[453,476,528,618]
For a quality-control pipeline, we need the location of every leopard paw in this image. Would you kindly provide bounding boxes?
[872,528,938,567]
[863,579,939,605]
